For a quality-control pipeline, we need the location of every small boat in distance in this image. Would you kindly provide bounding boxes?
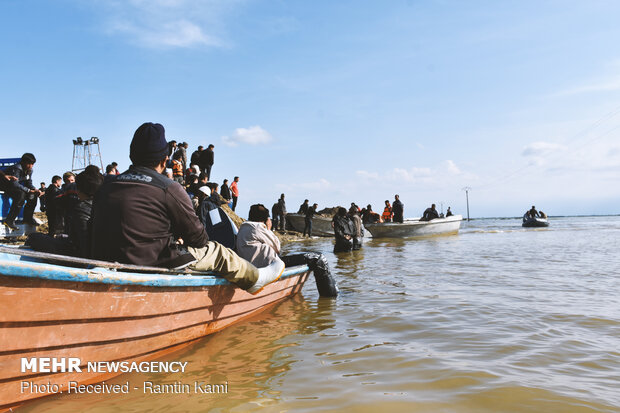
[522,214,549,227]
[0,245,311,411]
[286,213,335,237]
[364,215,463,238]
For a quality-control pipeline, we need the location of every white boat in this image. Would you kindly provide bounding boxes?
[364,215,463,238]
[286,213,335,237]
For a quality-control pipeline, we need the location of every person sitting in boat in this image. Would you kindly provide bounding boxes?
[528,205,540,218]
[332,207,354,253]
[298,199,309,215]
[446,207,453,217]
[392,195,404,223]
[382,200,393,223]
[349,206,363,250]
[361,204,379,224]
[539,210,547,219]
[91,122,284,294]
[2,153,40,231]
[420,204,439,221]
[236,204,338,297]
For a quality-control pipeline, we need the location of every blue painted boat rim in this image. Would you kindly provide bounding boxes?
[0,250,310,288]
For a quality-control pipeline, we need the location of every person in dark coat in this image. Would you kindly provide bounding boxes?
[2,153,40,231]
[45,175,63,235]
[304,203,318,237]
[271,202,280,231]
[26,166,103,257]
[197,183,236,250]
[349,206,363,250]
[190,146,203,168]
[298,199,309,214]
[421,204,439,221]
[446,207,453,217]
[276,193,287,231]
[38,182,47,212]
[220,179,231,203]
[332,207,353,253]
[392,194,404,223]
[69,165,104,257]
[199,144,215,180]
[91,122,281,294]
[58,172,79,234]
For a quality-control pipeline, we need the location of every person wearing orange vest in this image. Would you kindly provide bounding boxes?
[171,151,184,185]
[382,200,392,223]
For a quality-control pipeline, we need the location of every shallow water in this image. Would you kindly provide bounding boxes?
[22,216,620,412]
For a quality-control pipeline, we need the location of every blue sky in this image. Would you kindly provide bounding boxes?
[2,0,620,217]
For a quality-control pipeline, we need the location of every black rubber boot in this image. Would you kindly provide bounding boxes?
[304,252,339,297]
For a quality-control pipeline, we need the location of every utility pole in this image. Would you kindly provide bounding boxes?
[462,187,471,221]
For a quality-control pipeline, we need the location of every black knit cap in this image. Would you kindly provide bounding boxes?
[21,153,36,164]
[130,122,168,165]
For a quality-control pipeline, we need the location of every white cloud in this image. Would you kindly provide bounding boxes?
[298,178,331,191]
[92,0,237,49]
[521,141,565,158]
[356,160,474,187]
[355,170,379,180]
[221,126,273,147]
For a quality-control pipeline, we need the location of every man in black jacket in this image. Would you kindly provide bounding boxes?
[421,204,439,221]
[276,193,287,231]
[303,203,318,237]
[45,175,63,235]
[3,153,40,231]
[392,194,404,223]
[220,178,231,203]
[190,146,203,169]
[199,144,215,180]
[91,122,282,294]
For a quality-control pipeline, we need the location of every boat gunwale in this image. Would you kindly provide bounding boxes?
[0,247,309,288]
[364,214,463,229]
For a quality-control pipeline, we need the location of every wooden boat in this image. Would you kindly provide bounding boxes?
[0,245,310,411]
[522,214,549,227]
[364,215,463,238]
[286,213,335,237]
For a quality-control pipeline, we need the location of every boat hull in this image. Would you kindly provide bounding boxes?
[0,249,310,410]
[364,215,463,238]
[522,217,549,227]
[286,213,334,237]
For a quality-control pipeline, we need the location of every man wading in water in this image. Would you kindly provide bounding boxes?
[91,122,283,294]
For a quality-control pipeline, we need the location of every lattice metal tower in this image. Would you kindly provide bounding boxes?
[72,137,103,173]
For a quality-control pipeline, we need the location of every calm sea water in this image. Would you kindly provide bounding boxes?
[23,216,620,412]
